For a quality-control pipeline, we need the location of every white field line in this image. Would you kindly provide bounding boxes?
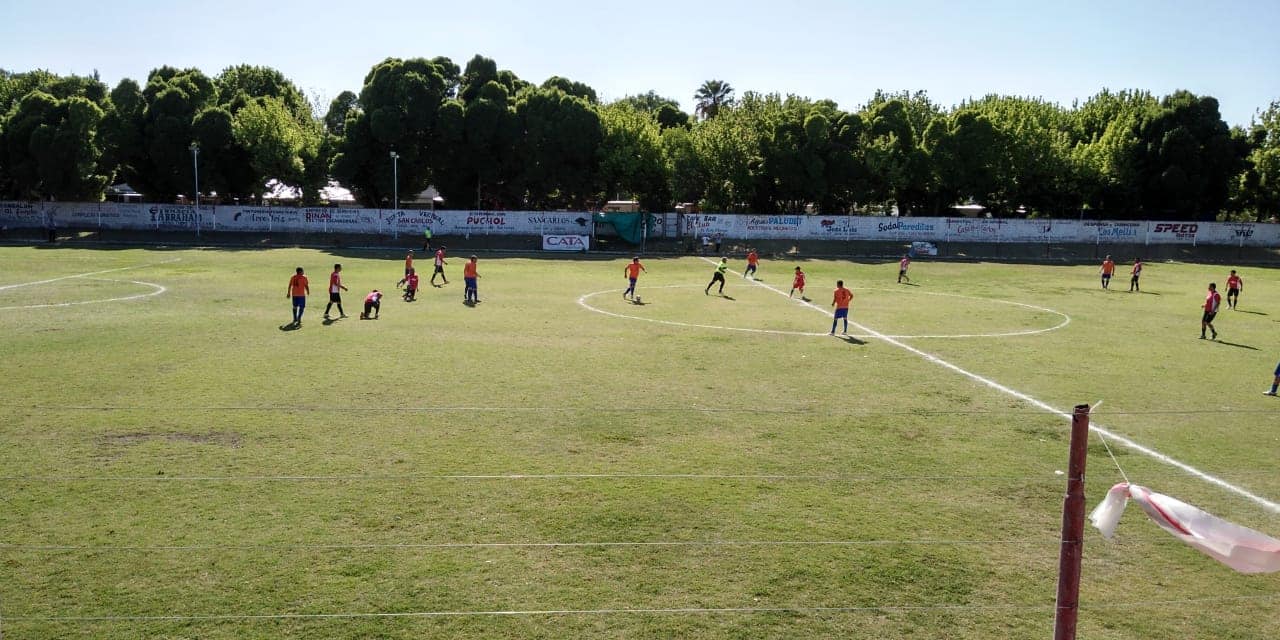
[701,258,1280,514]
[578,284,1070,339]
[7,594,1278,622]
[0,278,166,310]
[0,258,179,291]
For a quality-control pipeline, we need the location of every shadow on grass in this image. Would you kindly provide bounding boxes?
[1138,290,1159,295]
[899,282,920,287]
[463,299,480,307]
[837,335,867,345]
[1236,309,1268,316]
[278,322,300,331]
[1213,339,1258,351]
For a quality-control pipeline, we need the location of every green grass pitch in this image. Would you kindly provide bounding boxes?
[0,245,1277,639]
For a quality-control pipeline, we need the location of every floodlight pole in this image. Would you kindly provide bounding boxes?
[190,142,200,238]
[1053,404,1091,640]
[389,151,399,210]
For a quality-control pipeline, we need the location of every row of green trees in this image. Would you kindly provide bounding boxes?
[2,56,1278,220]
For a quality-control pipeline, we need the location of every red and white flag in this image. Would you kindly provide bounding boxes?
[1090,482,1280,574]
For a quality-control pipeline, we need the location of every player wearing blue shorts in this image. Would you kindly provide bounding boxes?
[1266,361,1280,396]
[830,280,853,335]
[286,267,309,326]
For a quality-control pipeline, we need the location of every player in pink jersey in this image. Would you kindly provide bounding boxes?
[1200,283,1220,340]
[1226,270,1243,309]
[898,254,911,284]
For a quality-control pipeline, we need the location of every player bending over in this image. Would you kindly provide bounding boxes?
[360,290,382,319]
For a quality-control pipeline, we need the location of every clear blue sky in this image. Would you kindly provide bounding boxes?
[3,0,1277,126]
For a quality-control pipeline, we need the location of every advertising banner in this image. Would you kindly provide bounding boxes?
[45,202,103,227]
[682,214,738,238]
[866,217,945,242]
[945,217,1006,241]
[1145,221,1200,244]
[1083,220,1145,244]
[4,199,1280,248]
[0,201,43,227]
[740,214,805,239]
[542,234,590,251]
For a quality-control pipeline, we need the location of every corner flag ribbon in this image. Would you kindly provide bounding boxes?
[1090,483,1280,574]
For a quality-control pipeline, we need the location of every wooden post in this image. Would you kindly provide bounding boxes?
[1054,404,1091,639]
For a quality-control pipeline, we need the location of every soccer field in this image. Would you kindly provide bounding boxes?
[0,245,1277,639]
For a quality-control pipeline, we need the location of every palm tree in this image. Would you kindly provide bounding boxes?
[694,80,735,120]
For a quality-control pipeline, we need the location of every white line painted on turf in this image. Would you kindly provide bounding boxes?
[579,285,828,336]
[0,278,166,310]
[702,258,1280,514]
[579,284,1070,339]
[0,258,180,291]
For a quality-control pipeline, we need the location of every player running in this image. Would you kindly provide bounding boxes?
[830,280,853,335]
[898,254,911,284]
[463,255,481,303]
[431,246,449,286]
[324,263,348,319]
[286,267,309,326]
[790,266,806,298]
[623,257,646,299]
[1129,258,1143,292]
[1266,361,1280,396]
[1200,282,1221,340]
[744,249,759,279]
[1099,255,1115,289]
[705,257,728,295]
[360,289,382,319]
[1226,270,1243,309]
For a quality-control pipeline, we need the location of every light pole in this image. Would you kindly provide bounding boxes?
[190,142,200,237]
[389,151,399,211]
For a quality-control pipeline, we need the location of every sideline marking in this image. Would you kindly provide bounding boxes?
[578,285,1069,339]
[702,258,1280,514]
[0,258,179,291]
[0,278,166,310]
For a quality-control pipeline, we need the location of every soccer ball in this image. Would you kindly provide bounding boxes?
[634,296,642,304]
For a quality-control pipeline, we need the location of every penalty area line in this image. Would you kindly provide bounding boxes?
[0,258,181,291]
[702,258,1280,514]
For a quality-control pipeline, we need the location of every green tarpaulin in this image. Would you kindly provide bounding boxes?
[594,213,656,244]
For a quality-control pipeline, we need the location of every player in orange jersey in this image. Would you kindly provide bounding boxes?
[463,256,481,303]
[789,266,806,298]
[623,257,646,299]
[744,249,759,279]
[830,280,853,335]
[286,267,309,326]
[1099,255,1115,289]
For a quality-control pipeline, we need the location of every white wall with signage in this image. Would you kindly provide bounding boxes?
[2,201,1277,247]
